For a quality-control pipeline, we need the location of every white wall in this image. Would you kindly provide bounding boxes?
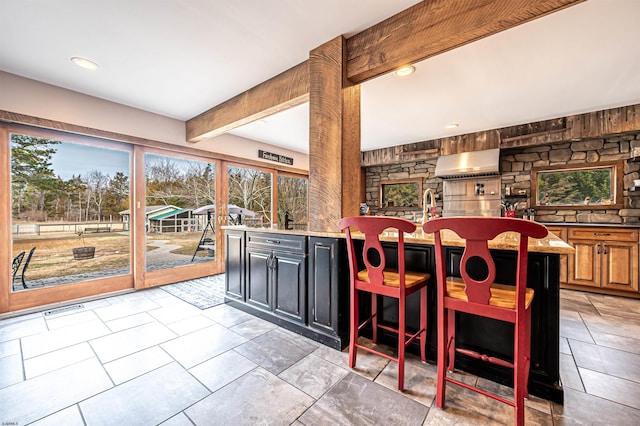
[0,71,309,170]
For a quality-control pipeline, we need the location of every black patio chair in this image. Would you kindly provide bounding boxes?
[16,246,36,289]
[11,251,25,286]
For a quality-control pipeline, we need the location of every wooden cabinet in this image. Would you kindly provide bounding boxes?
[567,227,639,294]
[546,226,568,285]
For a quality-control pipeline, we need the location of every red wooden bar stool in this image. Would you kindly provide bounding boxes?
[422,217,547,426]
[338,216,430,391]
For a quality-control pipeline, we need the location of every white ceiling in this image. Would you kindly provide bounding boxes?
[2,0,639,155]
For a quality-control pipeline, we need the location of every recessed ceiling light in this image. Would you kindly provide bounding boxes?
[71,57,99,70]
[394,65,415,77]
[254,119,267,126]
[445,123,459,129]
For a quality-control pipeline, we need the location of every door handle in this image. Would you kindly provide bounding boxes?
[267,252,278,271]
[597,244,601,255]
[603,244,608,255]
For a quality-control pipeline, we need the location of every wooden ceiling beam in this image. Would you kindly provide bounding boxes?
[346,0,585,83]
[186,0,584,142]
[186,61,309,142]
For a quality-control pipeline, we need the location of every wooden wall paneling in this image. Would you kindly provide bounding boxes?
[623,104,640,132]
[604,107,623,136]
[186,61,310,142]
[345,0,585,83]
[500,117,567,140]
[309,36,361,231]
[500,128,570,149]
[440,130,500,156]
[602,106,640,135]
[361,146,397,167]
[0,127,10,313]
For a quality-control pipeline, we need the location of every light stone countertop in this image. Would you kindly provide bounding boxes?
[222,224,574,255]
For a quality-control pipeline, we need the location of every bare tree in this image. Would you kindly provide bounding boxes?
[228,167,272,225]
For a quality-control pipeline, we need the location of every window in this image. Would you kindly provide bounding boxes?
[227,165,272,227]
[144,153,216,271]
[277,174,308,230]
[532,161,623,209]
[379,179,422,209]
[11,133,130,291]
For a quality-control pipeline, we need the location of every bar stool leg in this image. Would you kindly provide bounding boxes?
[372,294,378,344]
[349,289,358,368]
[447,310,456,372]
[398,296,406,391]
[420,286,427,363]
[436,301,447,408]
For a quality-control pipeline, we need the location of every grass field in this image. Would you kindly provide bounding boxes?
[12,231,214,281]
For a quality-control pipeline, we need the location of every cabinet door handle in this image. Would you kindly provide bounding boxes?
[266,239,280,244]
[597,244,601,255]
[593,232,611,236]
[603,244,608,255]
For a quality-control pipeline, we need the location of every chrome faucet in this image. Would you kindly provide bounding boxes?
[422,188,437,225]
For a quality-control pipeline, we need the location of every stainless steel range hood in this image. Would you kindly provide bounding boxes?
[434,148,500,179]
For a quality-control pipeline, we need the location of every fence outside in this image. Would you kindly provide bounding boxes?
[12,222,127,236]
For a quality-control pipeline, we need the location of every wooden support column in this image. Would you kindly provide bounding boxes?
[308,36,361,232]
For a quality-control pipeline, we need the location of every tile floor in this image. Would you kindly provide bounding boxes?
[1,285,640,425]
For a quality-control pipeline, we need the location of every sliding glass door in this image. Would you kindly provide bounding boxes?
[10,132,131,292]
[2,124,305,313]
[144,153,219,272]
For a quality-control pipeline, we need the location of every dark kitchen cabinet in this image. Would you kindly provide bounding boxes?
[225,230,348,350]
[245,233,306,324]
[307,237,349,348]
[272,250,306,323]
[246,248,271,310]
[225,229,244,302]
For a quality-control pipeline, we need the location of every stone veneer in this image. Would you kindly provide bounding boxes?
[502,133,640,224]
[366,161,441,221]
[365,133,640,224]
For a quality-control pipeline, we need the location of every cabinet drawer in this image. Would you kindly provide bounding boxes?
[568,227,639,242]
[246,232,307,253]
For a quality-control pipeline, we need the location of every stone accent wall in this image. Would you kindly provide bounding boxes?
[364,133,640,224]
[365,160,441,221]
[501,133,640,224]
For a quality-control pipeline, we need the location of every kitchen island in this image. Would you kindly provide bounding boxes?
[223,225,573,403]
